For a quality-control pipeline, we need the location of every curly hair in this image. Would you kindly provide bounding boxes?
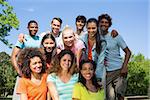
[17,48,46,78]
[98,13,112,27]
[50,49,78,75]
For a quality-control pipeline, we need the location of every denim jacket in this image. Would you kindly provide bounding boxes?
[80,33,107,79]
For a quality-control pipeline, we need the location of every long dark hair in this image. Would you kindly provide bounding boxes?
[86,18,102,54]
[78,59,101,90]
[41,33,57,63]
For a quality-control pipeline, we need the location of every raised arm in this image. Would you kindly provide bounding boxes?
[11,47,22,76]
[18,33,25,43]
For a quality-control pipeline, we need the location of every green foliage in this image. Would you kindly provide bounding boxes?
[0,0,19,48]
[0,52,17,97]
[126,53,150,96]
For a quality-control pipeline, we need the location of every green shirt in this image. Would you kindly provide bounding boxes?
[72,83,104,100]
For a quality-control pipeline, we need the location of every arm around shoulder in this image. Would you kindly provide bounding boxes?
[111,29,118,38]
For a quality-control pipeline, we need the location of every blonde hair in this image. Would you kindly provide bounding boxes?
[62,26,74,36]
[58,25,76,49]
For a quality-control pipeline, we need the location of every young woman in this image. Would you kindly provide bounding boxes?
[41,33,57,71]
[16,48,49,100]
[47,49,78,100]
[72,60,104,100]
[57,26,85,67]
[80,18,107,81]
[75,15,87,37]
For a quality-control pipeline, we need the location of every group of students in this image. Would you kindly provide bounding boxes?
[11,13,131,100]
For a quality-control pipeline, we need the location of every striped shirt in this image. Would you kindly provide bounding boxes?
[47,73,78,100]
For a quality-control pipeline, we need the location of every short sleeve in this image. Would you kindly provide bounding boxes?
[115,35,127,49]
[15,40,24,49]
[16,78,27,94]
[76,39,85,50]
[72,83,81,99]
[47,73,56,83]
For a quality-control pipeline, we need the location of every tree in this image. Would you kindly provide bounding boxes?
[0,52,17,97]
[0,0,19,48]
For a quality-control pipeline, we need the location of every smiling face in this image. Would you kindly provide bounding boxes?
[28,22,38,37]
[43,38,55,53]
[30,56,42,74]
[87,22,97,38]
[60,54,72,71]
[99,18,109,34]
[62,28,75,47]
[76,20,85,31]
[81,62,94,81]
[51,19,61,36]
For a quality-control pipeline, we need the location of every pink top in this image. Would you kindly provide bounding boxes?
[58,39,85,55]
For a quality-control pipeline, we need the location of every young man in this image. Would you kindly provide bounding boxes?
[11,20,42,100]
[11,20,41,76]
[98,14,131,100]
[18,17,62,47]
[50,17,62,38]
[41,17,62,45]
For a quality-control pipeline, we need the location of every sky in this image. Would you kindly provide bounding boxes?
[0,0,149,58]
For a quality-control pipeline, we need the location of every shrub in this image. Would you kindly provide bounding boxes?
[126,54,149,96]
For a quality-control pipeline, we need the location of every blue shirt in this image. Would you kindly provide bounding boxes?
[103,32,127,71]
[47,73,78,100]
[15,34,42,49]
